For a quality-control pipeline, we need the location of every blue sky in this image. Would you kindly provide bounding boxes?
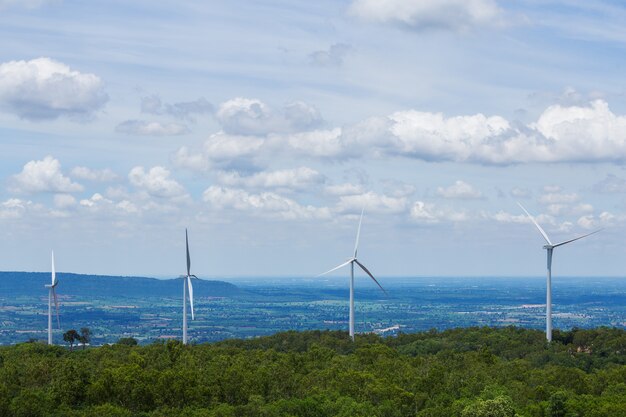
[2,0,626,278]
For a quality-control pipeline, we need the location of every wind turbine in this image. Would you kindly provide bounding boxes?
[318,209,387,341]
[181,229,198,345]
[45,250,60,345]
[518,203,601,342]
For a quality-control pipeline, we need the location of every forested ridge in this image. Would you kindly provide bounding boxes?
[1,327,625,417]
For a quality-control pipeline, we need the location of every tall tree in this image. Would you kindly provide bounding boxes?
[79,327,91,350]
[63,329,79,351]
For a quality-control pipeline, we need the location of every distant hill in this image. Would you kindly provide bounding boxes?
[0,271,242,298]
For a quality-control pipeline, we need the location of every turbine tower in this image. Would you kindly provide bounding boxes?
[518,203,600,342]
[318,209,387,341]
[181,229,197,345]
[45,250,60,345]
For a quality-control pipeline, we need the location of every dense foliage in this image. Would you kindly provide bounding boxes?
[0,327,625,416]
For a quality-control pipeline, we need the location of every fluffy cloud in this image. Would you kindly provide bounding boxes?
[577,212,619,230]
[128,166,186,198]
[0,198,31,219]
[217,167,325,191]
[203,186,330,220]
[336,191,407,214]
[436,180,483,199]
[79,193,139,215]
[173,133,265,172]
[309,43,352,67]
[141,95,213,120]
[179,99,626,168]
[349,0,501,32]
[116,120,189,136]
[0,58,107,120]
[10,156,83,193]
[216,98,322,135]
[410,201,468,223]
[355,100,626,164]
[71,166,118,182]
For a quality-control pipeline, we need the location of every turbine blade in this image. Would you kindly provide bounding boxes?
[354,208,364,258]
[187,276,195,321]
[186,229,191,277]
[354,259,387,295]
[51,250,56,286]
[517,202,552,245]
[317,260,352,277]
[52,289,60,329]
[554,229,602,248]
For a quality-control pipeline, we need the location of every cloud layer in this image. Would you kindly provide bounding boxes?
[349,0,501,32]
[177,98,626,168]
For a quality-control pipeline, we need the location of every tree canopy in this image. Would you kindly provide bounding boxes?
[0,326,624,416]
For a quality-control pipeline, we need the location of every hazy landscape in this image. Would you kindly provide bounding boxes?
[1,272,624,346]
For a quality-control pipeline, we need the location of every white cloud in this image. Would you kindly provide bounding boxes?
[577,212,619,230]
[436,180,483,199]
[10,156,83,193]
[128,166,186,198]
[0,57,107,120]
[79,193,140,216]
[271,128,344,158]
[173,133,265,172]
[216,98,322,135]
[349,0,502,32]
[336,191,407,214]
[116,120,189,136]
[410,201,468,223]
[179,99,626,167]
[0,198,31,219]
[373,100,626,164]
[217,167,325,191]
[71,166,118,182]
[79,193,109,208]
[203,185,330,220]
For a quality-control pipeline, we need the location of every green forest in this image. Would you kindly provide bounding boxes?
[1,327,625,417]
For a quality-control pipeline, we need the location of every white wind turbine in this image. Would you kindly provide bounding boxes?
[181,229,198,345]
[318,209,387,341]
[45,250,60,345]
[518,203,601,342]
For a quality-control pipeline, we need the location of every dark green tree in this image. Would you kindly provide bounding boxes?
[116,337,138,346]
[547,391,568,417]
[79,327,92,350]
[462,396,518,417]
[63,329,79,351]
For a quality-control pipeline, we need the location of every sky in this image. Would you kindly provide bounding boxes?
[2,0,626,278]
